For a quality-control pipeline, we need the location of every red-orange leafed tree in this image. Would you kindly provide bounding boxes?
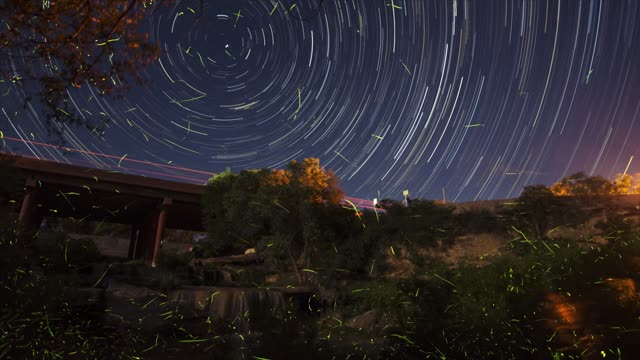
[0,0,174,136]
[283,158,344,205]
[260,158,344,282]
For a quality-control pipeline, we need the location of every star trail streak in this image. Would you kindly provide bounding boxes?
[1,0,640,202]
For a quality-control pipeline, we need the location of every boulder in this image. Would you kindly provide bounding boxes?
[167,286,290,331]
[604,278,640,305]
[106,280,152,299]
[209,287,286,321]
[345,310,379,332]
[265,273,281,285]
[104,280,168,332]
[169,286,218,313]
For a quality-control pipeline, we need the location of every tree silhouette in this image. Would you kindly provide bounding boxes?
[0,1,333,140]
[512,185,558,240]
[0,0,175,138]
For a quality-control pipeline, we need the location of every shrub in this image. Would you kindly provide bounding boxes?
[337,280,413,317]
[504,186,590,240]
[257,233,292,271]
[506,185,558,239]
[417,253,564,359]
[425,235,611,358]
[69,237,102,264]
[34,231,101,272]
[595,210,636,248]
[201,168,237,256]
[334,234,370,273]
[155,248,193,269]
[383,199,456,248]
[454,208,504,234]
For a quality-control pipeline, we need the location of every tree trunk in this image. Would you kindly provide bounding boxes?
[302,237,309,282]
[287,244,302,283]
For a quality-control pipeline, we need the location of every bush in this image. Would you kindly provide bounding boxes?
[0,212,137,359]
[334,235,371,273]
[595,210,636,248]
[383,199,456,248]
[503,185,590,240]
[337,280,414,318]
[414,250,574,358]
[34,231,101,272]
[201,168,237,256]
[454,208,504,234]
[155,248,193,269]
[257,233,292,271]
[336,217,383,274]
[69,237,102,264]
[423,236,608,359]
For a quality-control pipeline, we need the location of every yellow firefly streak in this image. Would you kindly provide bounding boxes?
[293,87,302,119]
[233,10,242,26]
[118,154,127,167]
[333,150,351,164]
[387,2,402,9]
[585,69,594,80]
[401,61,412,76]
[170,94,207,104]
[269,1,279,15]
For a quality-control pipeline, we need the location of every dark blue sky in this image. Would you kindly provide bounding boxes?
[2,0,640,202]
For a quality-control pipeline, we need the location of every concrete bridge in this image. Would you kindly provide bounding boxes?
[9,155,206,266]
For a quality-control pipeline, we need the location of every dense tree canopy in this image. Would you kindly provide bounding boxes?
[201,158,345,282]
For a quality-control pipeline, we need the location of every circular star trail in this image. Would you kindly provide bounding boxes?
[2,0,640,202]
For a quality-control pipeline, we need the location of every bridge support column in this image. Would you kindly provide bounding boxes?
[135,215,156,262]
[150,197,171,267]
[18,176,42,244]
[128,197,172,266]
[128,224,140,259]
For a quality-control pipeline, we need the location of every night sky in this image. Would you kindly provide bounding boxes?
[2,0,640,202]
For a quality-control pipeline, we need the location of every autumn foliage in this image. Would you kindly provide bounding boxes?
[549,172,640,196]
[274,158,344,204]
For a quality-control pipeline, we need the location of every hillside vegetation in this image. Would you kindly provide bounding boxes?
[197,161,640,358]
[3,155,640,359]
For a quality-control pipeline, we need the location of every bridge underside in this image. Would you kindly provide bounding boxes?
[16,179,203,265]
[29,181,203,230]
[10,157,206,266]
